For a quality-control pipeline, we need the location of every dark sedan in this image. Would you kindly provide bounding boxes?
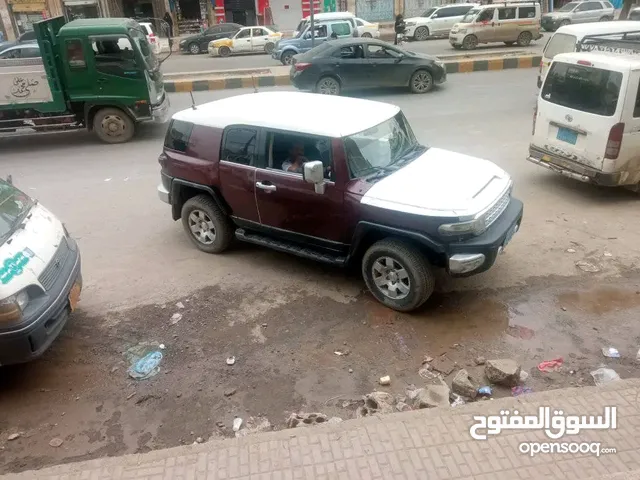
[179,23,243,54]
[290,38,446,95]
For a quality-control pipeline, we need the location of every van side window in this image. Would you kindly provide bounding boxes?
[498,7,516,20]
[66,39,86,69]
[164,120,193,152]
[518,6,536,18]
[634,81,640,118]
[222,128,257,165]
[477,9,495,22]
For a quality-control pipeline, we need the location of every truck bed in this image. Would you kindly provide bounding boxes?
[0,58,54,107]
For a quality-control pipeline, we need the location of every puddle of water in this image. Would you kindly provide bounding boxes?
[558,287,640,315]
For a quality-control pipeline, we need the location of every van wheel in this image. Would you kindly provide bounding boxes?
[264,42,275,53]
[414,26,430,41]
[281,50,295,65]
[181,194,233,254]
[93,107,135,144]
[517,31,533,46]
[462,34,478,50]
[410,69,434,94]
[362,239,435,312]
[218,46,231,57]
[504,41,515,46]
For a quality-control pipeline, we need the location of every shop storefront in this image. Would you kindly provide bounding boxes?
[7,0,46,34]
[64,0,99,19]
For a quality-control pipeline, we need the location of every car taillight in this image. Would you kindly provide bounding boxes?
[295,62,312,72]
[149,33,157,43]
[532,104,538,135]
[605,123,625,160]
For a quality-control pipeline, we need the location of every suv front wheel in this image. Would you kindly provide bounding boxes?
[362,239,435,312]
[181,194,233,253]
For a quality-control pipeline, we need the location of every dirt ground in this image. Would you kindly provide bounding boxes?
[2,266,640,474]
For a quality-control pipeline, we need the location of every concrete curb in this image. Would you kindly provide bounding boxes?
[163,55,541,93]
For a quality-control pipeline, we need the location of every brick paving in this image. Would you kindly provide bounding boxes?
[3,379,640,480]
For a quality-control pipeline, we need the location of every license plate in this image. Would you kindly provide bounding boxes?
[69,279,82,312]
[541,154,551,162]
[503,223,519,249]
[557,127,578,145]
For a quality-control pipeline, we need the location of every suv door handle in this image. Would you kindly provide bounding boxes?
[256,181,277,192]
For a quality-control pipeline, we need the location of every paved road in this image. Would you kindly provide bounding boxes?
[160,36,546,74]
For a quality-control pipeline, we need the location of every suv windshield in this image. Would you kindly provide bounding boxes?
[461,9,479,22]
[129,27,158,70]
[558,1,579,11]
[0,180,34,245]
[345,112,424,179]
[422,8,437,17]
[544,33,577,59]
[542,62,622,116]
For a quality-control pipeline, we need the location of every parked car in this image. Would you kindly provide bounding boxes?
[294,11,358,37]
[273,19,357,65]
[404,4,477,41]
[157,91,522,312]
[0,177,82,366]
[139,21,170,54]
[449,2,542,50]
[0,43,40,59]
[630,6,640,20]
[290,38,446,95]
[179,23,242,54]
[208,26,282,56]
[541,0,614,32]
[537,21,640,88]
[355,17,380,38]
[0,29,37,51]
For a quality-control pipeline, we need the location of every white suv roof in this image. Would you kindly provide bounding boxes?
[172,91,400,137]
[555,20,639,37]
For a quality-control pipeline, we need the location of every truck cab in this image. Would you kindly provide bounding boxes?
[0,17,170,143]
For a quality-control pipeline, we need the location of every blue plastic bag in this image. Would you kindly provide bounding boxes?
[128,351,163,380]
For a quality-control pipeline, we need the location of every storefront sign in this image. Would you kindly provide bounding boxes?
[8,0,46,13]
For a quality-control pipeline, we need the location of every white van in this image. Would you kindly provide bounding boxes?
[528,51,640,188]
[294,12,357,37]
[449,1,542,50]
[0,177,82,365]
[538,21,640,88]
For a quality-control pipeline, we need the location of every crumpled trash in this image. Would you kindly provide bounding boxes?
[537,357,563,373]
[477,386,492,396]
[602,347,620,358]
[511,386,533,397]
[226,356,236,366]
[233,418,243,432]
[128,351,163,380]
[450,393,465,407]
[590,367,620,386]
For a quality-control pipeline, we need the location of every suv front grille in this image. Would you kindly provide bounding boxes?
[38,237,70,291]
[484,190,511,229]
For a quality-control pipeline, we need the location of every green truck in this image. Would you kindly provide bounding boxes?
[0,17,170,143]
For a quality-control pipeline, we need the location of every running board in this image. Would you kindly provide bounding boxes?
[235,229,346,267]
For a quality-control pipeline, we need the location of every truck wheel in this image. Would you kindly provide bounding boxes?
[414,26,429,41]
[362,239,435,312]
[181,194,233,254]
[93,108,135,144]
[462,34,478,50]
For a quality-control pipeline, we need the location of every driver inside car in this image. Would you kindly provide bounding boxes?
[282,142,309,173]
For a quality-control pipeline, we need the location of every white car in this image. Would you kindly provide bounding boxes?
[355,17,380,38]
[139,21,170,55]
[208,26,282,57]
[405,4,477,41]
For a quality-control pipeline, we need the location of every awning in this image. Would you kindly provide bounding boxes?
[63,0,98,6]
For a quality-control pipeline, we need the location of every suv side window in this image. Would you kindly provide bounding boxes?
[634,80,640,118]
[221,127,257,165]
[331,22,351,36]
[518,6,536,18]
[268,132,333,180]
[164,120,193,152]
[498,7,516,20]
[434,7,455,17]
[450,6,472,15]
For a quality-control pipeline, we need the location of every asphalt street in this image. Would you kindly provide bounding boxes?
[160,36,547,74]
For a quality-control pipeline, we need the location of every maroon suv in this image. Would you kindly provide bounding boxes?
[157,91,523,312]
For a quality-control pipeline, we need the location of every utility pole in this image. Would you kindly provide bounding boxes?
[310,3,315,48]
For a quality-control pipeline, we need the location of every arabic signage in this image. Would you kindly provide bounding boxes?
[1,73,53,105]
[8,0,46,13]
[0,248,34,285]
[581,43,640,55]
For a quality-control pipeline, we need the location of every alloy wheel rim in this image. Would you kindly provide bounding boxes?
[372,256,411,300]
[283,54,293,65]
[416,28,428,40]
[318,78,339,95]
[188,210,216,245]
[190,44,199,54]
[413,72,432,93]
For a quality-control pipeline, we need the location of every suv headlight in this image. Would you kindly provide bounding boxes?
[406,21,416,26]
[438,217,486,236]
[457,28,467,34]
[0,290,29,325]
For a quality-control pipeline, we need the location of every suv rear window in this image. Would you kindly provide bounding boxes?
[164,120,193,152]
[542,62,622,117]
[544,33,577,59]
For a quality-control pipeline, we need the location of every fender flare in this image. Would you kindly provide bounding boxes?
[170,178,230,221]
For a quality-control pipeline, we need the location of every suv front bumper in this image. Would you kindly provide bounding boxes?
[446,198,523,277]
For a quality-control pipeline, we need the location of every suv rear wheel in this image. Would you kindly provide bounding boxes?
[181,194,233,254]
[362,239,435,312]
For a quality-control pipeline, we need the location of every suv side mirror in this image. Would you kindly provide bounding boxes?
[303,161,325,194]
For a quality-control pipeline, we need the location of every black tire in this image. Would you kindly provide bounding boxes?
[281,50,295,65]
[315,76,341,95]
[218,45,231,57]
[181,194,233,254]
[599,16,613,21]
[452,44,462,50]
[93,107,135,144]
[189,42,200,54]
[504,41,515,46]
[517,31,533,47]
[362,239,435,312]
[264,42,275,53]
[560,19,570,28]
[409,69,434,94]
[414,26,430,41]
[361,32,373,38]
[462,34,478,50]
